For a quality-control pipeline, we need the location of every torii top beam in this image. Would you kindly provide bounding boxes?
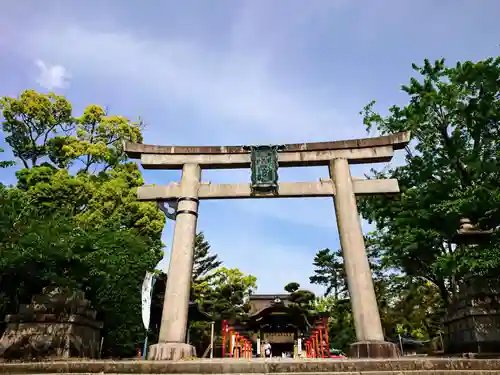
[124,131,410,170]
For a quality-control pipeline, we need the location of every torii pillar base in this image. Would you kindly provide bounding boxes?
[348,341,399,358]
[147,343,196,360]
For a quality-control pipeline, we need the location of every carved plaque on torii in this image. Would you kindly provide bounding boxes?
[245,145,285,194]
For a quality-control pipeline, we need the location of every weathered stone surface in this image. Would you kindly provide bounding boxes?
[124,131,411,157]
[0,288,102,360]
[2,358,500,374]
[348,341,399,358]
[137,179,401,201]
[330,158,385,343]
[158,164,201,344]
[139,146,396,169]
[444,281,500,354]
[125,132,411,169]
[147,343,196,360]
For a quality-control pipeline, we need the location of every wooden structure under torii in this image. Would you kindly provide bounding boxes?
[125,131,410,360]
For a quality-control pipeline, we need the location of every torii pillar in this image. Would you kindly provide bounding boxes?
[148,163,201,360]
[330,158,398,357]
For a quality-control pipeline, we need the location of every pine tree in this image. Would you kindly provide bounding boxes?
[192,232,222,281]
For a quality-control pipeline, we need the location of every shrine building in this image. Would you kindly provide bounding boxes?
[241,294,328,357]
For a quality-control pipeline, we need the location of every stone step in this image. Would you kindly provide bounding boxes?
[11,372,500,375]
[2,359,500,374]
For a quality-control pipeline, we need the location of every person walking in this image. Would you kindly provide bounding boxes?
[264,341,272,358]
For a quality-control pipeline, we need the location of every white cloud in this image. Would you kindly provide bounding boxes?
[35,59,71,90]
[19,26,360,144]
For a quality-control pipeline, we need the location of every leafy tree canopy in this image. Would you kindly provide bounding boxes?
[358,57,500,302]
[0,90,164,239]
[311,296,355,352]
[281,282,317,333]
[193,267,257,322]
[0,147,14,169]
[284,282,300,293]
[0,185,163,357]
[0,90,165,358]
[192,232,223,282]
[309,248,346,298]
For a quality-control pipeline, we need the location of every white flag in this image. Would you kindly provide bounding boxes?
[141,271,155,330]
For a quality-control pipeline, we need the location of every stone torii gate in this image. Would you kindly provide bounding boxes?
[125,131,410,360]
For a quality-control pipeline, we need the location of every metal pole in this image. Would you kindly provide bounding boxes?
[142,332,148,360]
[439,332,444,351]
[398,334,404,356]
[210,321,215,358]
[142,275,157,360]
[99,337,104,358]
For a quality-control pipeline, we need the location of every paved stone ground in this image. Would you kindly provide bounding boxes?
[2,358,500,374]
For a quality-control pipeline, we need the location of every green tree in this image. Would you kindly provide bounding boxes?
[0,186,163,357]
[312,296,355,353]
[1,90,164,239]
[0,90,142,170]
[192,232,222,282]
[0,89,165,357]
[282,282,317,333]
[186,265,256,357]
[0,147,14,168]
[284,282,300,293]
[0,90,72,169]
[309,249,346,298]
[309,239,443,349]
[286,283,316,308]
[359,57,500,304]
[383,276,444,341]
[193,267,257,322]
[309,239,385,299]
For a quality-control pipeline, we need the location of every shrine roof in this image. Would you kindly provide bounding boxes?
[249,294,291,316]
[243,302,328,333]
[248,304,290,320]
[251,294,290,300]
[124,131,410,158]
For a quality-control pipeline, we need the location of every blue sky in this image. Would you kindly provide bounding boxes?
[0,1,499,295]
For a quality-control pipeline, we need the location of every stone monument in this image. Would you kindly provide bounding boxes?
[0,287,102,360]
[444,280,500,355]
[124,132,410,359]
[444,219,498,355]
